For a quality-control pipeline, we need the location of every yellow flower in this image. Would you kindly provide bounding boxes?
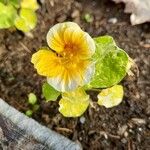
[31,22,95,92]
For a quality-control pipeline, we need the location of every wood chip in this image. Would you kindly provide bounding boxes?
[55,127,73,133]
[131,118,146,125]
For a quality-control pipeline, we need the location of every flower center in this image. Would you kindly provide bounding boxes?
[58,43,79,66]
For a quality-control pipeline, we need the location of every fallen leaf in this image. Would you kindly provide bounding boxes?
[112,0,150,25]
[97,85,123,108]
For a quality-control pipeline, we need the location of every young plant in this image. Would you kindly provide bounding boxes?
[84,13,93,23]
[31,22,133,117]
[0,0,39,32]
[25,92,39,117]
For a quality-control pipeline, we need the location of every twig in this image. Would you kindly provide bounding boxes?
[55,127,73,133]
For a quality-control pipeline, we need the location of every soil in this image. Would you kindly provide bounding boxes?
[0,0,150,149]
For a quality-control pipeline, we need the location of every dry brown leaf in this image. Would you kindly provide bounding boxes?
[112,0,150,25]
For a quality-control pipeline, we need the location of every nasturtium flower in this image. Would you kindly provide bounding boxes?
[31,22,95,92]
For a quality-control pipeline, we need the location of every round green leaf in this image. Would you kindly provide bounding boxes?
[28,93,37,105]
[0,3,17,28]
[0,0,20,7]
[42,82,60,101]
[10,0,20,8]
[59,88,90,117]
[98,85,123,108]
[25,109,33,117]
[89,36,129,88]
[15,8,37,32]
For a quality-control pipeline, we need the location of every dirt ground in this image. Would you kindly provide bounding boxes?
[0,0,150,149]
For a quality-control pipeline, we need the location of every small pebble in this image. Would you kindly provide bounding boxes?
[25,32,34,38]
[147,124,150,129]
[129,129,134,133]
[100,131,108,139]
[79,137,82,141]
[108,17,118,24]
[121,138,127,144]
[80,116,86,124]
[71,10,80,18]
[124,131,128,137]
[138,128,142,131]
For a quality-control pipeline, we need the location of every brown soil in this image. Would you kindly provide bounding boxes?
[0,0,150,149]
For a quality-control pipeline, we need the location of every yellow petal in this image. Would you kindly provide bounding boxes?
[46,22,81,53]
[31,48,62,77]
[97,85,124,108]
[46,22,95,57]
[63,27,95,58]
[84,32,95,55]
[59,87,90,117]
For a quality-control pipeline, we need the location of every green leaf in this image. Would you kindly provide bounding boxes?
[32,104,40,112]
[84,13,93,23]
[0,0,20,7]
[89,36,129,88]
[42,82,60,101]
[15,8,37,32]
[0,3,17,28]
[28,93,37,105]
[0,0,5,3]
[21,0,39,11]
[97,85,124,108]
[25,109,33,117]
[59,88,90,117]
[9,0,20,8]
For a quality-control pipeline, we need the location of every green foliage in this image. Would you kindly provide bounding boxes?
[89,36,129,88]
[98,85,124,108]
[26,92,39,117]
[0,0,38,32]
[25,109,33,117]
[10,0,20,8]
[0,0,20,7]
[42,82,60,101]
[15,8,37,32]
[0,0,5,3]
[84,13,93,23]
[59,88,90,117]
[28,92,37,105]
[0,3,17,28]
[39,35,132,117]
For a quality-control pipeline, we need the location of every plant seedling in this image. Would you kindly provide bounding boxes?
[0,0,39,32]
[84,13,93,23]
[25,92,39,117]
[31,22,134,117]
[28,92,37,105]
[25,109,33,117]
